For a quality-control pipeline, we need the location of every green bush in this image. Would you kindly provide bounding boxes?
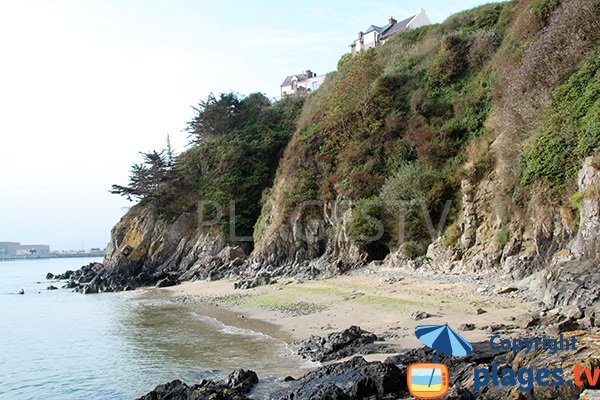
[427,34,469,86]
[173,92,303,239]
[528,0,560,22]
[443,222,462,247]
[381,163,454,246]
[521,50,600,189]
[494,226,510,245]
[401,240,427,259]
[348,198,387,244]
[570,191,584,210]
[337,53,352,70]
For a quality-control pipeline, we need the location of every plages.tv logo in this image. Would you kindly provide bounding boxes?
[407,323,473,399]
[408,363,449,399]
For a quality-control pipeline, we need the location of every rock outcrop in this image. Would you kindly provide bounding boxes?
[297,326,393,362]
[136,369,257,400]
[276,331,600,400]
[274,356,405,400]
[50,206,250,292]
[537,157,600,308]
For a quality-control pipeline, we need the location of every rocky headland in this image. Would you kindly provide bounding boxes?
[45,1,600,398]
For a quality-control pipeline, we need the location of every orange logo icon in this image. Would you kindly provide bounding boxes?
[407,363,449,399]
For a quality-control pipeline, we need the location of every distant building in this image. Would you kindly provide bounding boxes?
[350,8,431,56]
[0,242,20,256]
[0,242,50,256]
[280,69,326,96]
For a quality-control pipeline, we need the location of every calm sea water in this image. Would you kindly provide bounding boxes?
[0,258,310,400]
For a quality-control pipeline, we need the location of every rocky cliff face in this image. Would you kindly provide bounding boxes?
[63,1,600,304]
[537,157,600,308]
[64,205,249,292]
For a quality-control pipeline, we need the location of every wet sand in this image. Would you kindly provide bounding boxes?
[162,268,533,350]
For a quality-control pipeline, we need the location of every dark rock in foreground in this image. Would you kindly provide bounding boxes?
[274,356,405,400]
[136,330,600,400]
[298,326,393,362]
[136,369,259,400]
[226,369,258,394]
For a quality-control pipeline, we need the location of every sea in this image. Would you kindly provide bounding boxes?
[0,258,311,400]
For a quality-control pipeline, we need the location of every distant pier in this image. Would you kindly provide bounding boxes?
[0,253,105,261]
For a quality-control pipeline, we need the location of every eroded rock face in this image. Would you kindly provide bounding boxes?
[252,197,365,269]
[538,157,600,308]
[51,206,250,292]
[571,157,600,260]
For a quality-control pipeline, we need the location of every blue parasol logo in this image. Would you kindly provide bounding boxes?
[415,323,473,357]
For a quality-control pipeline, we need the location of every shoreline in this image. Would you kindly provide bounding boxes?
[160,266,534,351]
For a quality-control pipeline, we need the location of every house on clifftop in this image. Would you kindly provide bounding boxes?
[280,69,326,96]
[350,8,431,56]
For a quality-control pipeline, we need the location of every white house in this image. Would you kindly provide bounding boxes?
[350,8,431,56]
[280,70,326,96]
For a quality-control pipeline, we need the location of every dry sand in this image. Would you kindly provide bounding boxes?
[162,268,534,351]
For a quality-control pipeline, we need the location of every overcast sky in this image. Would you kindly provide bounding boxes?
[0,0,497,251]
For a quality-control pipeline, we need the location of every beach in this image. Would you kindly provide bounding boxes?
[162,266,533,352]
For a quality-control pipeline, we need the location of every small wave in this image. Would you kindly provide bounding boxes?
[188,312,273,341]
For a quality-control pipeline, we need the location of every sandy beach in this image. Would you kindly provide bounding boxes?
[162,266,534,352]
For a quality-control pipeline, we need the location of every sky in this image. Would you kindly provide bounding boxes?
[0,0,498,251]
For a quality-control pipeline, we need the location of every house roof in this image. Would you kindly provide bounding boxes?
[350,13,416,46]
[280,73,307,87]
[364,24,387,34]
[380,14,415,40]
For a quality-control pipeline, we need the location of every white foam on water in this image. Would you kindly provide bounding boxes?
[188,312,273,341]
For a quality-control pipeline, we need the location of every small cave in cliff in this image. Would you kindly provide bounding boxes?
[365,241,390,262]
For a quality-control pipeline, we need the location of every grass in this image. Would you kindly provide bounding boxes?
[352,294,425,308]
[570,191,584,210]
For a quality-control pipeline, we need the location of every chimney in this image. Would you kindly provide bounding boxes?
[358,31,364,39]
[305,70,313,78]
[389,16,397,25]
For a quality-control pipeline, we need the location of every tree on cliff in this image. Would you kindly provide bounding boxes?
[187,93,241,142]
[110,150,170,201]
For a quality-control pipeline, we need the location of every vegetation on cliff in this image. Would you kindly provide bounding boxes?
[254,0,600,261]
[112,93,304,241]
[112,0,600,266]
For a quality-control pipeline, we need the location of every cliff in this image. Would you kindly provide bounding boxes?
[82,0,600,302]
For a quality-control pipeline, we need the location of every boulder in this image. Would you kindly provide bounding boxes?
[274,356,404,400]
[410,311,432,320]
[226,369,258,394]
[234,271,271,290]
[297,326,391,362]
[156,278,177,288]
[136,369,259,400]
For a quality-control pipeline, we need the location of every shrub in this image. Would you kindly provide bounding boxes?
[521,50,600,189]
[528,0,561,23]
[494,226,510,245]
[570,191,584,210]
[468,29,501,68]
[443,3,508,34]
[427,34,469,86]
[401,240,427,259]
[443,222,462,247]
[337,53,352,70]
[381,163,453,246]
[348,198,387,244]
